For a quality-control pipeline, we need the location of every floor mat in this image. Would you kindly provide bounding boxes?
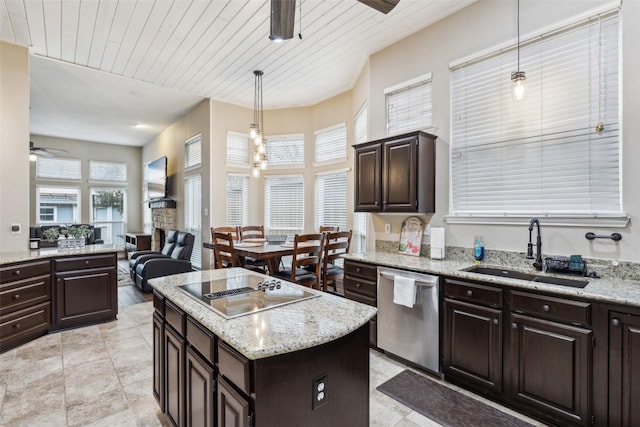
[377,370,534,427]
[117,261,134,287]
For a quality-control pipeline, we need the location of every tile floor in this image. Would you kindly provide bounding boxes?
[0,300,543,427]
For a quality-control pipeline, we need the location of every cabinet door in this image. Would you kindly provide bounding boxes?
[54,266,116,329]
[609,312,640,426]
[165,326,185,427]
[382,136,417,211]
[354,143,381,211]
[507,313,592,426]
[186,347,215,427]
[153,313,165,411]
[443,299,503,393]
[218,376,250,427]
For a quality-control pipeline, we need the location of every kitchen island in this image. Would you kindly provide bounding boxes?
[148,267,377,427]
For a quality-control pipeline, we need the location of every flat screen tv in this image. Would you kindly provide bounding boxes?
[147,156,168,200]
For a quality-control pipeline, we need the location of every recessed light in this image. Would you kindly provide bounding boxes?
[133,123,147,128]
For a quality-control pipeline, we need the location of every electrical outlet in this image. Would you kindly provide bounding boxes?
[385,223,391,233]
[312,374,328,409]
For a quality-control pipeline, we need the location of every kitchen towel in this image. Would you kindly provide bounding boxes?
[430,227,445,260]
[393,275,416,308]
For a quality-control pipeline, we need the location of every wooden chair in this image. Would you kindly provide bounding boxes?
[319,225,339,233]
[211,231,241,268]
[321,230,352,293]
[239,225,265,240]
[272,233,325,289]
[211,226,240,240]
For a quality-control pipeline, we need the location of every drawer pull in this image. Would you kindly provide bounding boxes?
[611,318,621,327]
[466,290,473,297]
[356,283,361,288]
[13,294,20,300]
[542,304,551,312]
[14,270,21,275]
[85,260,90,265]
[511,323,518,329]
[356,267,361,273]
[492,319,499,325]
[13,323,20,329]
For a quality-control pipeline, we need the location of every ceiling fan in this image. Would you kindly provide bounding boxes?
[270,0,400,41]
[29,141,69,158]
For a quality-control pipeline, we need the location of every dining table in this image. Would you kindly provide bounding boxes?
[203,239,301,275]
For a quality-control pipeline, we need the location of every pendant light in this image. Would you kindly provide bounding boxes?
[250,70,267,177]
[511,0,526,100]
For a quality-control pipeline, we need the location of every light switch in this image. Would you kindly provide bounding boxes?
[10,223,21,234]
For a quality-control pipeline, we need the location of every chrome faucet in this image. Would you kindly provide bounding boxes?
[527,218,543,271]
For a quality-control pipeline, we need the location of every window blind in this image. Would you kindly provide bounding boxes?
[185,134,202,169]
[314,123,347,164]
[265,134,304,166]
[264,175,304,236]
[226,174,249,226]
[354,103,368,144]
[386,74,432,136]
[314,171,347,232]
[89,161,127,181]
[184,174,202,269]
[451,11,620,216]
[36,157,81,180]
[227,131,250,167]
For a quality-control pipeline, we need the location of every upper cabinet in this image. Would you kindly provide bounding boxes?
[354,130,436,213]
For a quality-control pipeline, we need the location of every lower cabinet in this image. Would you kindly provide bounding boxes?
[608,311,640,426]
[165,325,185,427]
[186,347,215,427]
[218,376,250,427]
[343,260,378,347]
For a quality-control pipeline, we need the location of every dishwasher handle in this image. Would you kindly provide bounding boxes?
[378,269,439,287]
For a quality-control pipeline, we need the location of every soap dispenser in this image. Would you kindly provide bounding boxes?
[473,236,484,264]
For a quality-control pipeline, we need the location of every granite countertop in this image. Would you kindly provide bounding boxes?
[0,244,122,265]
[148,268,377,361]
[344,251,640,308]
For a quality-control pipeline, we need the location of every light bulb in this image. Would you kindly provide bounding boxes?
[258,143,265,154]
[249,124,258,139]
[29,153,37,162]
[260,159,267,170]
[254,151,261,162]
[251,164,260,178]
[255,131,263,146]
[511,71,526,101]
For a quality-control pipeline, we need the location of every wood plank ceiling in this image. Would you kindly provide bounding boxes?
[1,0,474,145]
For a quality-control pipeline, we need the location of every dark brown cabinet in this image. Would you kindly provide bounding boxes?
[186,347,215,427]
[443,278,503,394]
[165,324,186,427]
[608,311,640,426]
[343,259,377,347]
[218,376,250,427]
[353,130,435,213]
[153,312,165,412]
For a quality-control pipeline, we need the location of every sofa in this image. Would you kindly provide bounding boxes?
[30,224,104,248]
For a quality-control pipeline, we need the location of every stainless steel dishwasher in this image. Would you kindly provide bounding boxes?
[377,267,440,375]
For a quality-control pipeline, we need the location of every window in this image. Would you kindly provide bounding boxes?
[90,188,126,245]
[226,174,249,226]
[354,103,368,145]
[36,185,80,224]
[314,123,347,164]
[265,134,304,167]
[314,171,347,232]
[36,157,81,180]
[385,73,432,136]
[185,133,202,169]
[264,176,304,237]
[227,131,250,167]
[450,10,620,218]
[89,161,127,181]
[184,174,202,269]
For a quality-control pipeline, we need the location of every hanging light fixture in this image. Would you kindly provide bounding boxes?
[511,0,526,100]
[250,70,267,177]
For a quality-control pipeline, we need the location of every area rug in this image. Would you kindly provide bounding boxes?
[117,262,135,287]
[377,370,534,427]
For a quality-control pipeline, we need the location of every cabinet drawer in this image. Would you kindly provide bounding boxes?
[0,275,51,315]
[165,300,185,336]
[187,317,215,365]
[0,302,50,350]
[344,289,376,307]
[218,341,251,395]
[344,275,376,299]
[344,261,377,281]
[510,290,591,326]
[444,278,503,308]
[54,254,115,272]
[0,260,50,284]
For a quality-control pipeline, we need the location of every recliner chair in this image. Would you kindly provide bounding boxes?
[128,229,178,280]
[134,231,195,293]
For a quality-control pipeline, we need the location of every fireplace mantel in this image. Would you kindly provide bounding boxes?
[148,198,176,209]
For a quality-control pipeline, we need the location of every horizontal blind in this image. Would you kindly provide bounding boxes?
[314,123,347,163]
[264,175,304,236]
[354,103,368,144]
[265,134,304,166]
[89,161,127,181]
[314,171,347,232]
[386,74,433,136]
[227,131,250,167]
[184,174,202,268]
[36,157,81,180]
[185,134,202,169]
[226,174,249,226]
[451,11,620,216]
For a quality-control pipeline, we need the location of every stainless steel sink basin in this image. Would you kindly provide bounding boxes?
[462,265,589,288]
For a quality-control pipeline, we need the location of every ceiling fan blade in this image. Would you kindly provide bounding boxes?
[29,141,69,157]
[356,0,400,14]
[270,0,296,41]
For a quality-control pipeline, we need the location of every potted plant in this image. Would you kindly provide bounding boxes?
[43,227,60,242]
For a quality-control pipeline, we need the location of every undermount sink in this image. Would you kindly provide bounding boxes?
[462,265,589,289]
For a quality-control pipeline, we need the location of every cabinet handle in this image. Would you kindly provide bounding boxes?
[356,283,361,288]
[13,294,20,300]
[14,270,20,275]
[466,290,473,297]
[542,304,551,312]
[492,319,499,325]
[511,323,518,329]
[356,267,361,273]
[85,260,90,265]
[13,323,20,329]
[611,318,621,327]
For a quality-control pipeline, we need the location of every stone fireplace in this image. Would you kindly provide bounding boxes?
[151,207,177,251]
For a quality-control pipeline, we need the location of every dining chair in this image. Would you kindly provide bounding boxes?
[272,233,325,289]
[211,226,240,240]
[319,225,339,233]
[212,231,241,268]
[239,225,265,240]
[321,230,352,293]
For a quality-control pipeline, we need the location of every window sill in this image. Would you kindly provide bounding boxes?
[444,214,630,228]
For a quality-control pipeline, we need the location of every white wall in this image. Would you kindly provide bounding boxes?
[365,0,640,262]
